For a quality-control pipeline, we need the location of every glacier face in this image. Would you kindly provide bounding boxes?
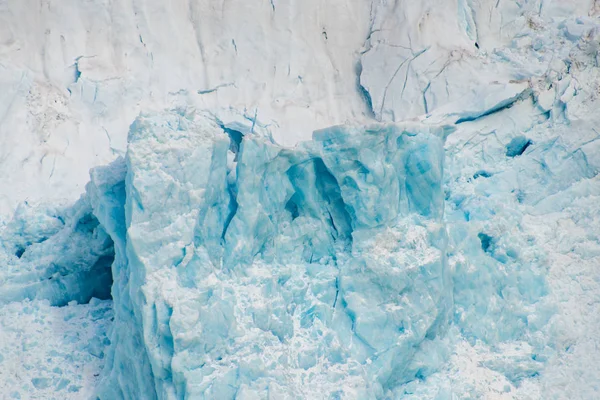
[94,113,453,399]
[3,0,598,218]
[1,0,600,399]
[0,0,374,217]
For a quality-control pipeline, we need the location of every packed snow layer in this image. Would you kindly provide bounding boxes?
[0,298,113,400]
[0,0,374,217]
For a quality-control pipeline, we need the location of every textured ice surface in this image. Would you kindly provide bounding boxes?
[90,113,452,399]
[2,0,598,218]
[1,0,600,399]
[0,199,114,306]
[0,298,113,399]
[0,0,375,216]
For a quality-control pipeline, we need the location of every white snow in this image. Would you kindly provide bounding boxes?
[0,299,113,399]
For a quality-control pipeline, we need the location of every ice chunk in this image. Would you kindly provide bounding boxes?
[89,111,451,399]
[0,198,114,307]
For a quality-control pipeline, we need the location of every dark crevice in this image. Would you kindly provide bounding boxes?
[355,61,376,118]
[286,158,353,244]
[455,90,531,124]
[506,136,532,157]
[473,170,493,179]
[73,56,83,83]
[313,158,353,245]
[285,158,354,263]
[422,82,431,114]
[85,254,115,302]
[75,213,101,233]
[285,194,300,220]
[341,297,377,354]
[53,250,114,307]
[14,236,49,259]
[221,181,239,242]
[332,277,339,309]
[197,83,234,95]
[327,210,338,240]
[15,247,26,258]
[478,232,494,254]
[50,213,115,307]
[219,124,244,161]
[218,123,243,243]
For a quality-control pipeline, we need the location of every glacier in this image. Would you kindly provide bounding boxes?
[2,113,457,398]
[1,0,600,399]
[89,113,453,399]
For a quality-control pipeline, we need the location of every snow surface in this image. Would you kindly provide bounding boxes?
[0,298,113,399]
[1,0,600,399]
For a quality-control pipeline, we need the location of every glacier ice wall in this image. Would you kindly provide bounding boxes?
[4,0,598,219]
[1,0,600,399]
[0,0,374,217]
[87,112,453,399]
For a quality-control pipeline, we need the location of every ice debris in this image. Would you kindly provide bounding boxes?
[0,199,114,307]
[2,94,598,398]
[0,299,113,399]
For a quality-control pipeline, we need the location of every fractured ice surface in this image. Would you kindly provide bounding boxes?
[86,112,452,399]
[0,110,456,398]
[0,298,113,398]
[1,0,600,399]
[0,199,114,307]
